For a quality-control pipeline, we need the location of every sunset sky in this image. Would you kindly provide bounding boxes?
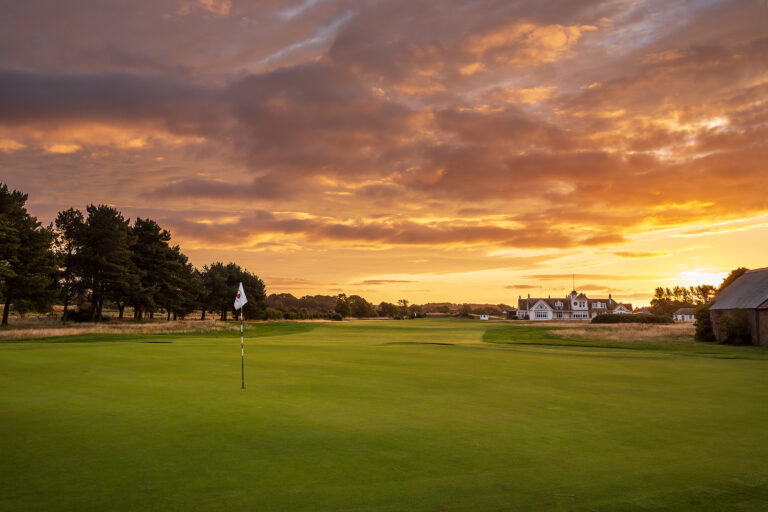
[1,0,767,306]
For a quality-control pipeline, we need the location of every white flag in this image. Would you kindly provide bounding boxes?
[234,282,248,310]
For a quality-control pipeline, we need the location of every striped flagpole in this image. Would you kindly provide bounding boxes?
[240,308,245,390]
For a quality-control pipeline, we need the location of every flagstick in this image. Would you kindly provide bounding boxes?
[240,308,245,390]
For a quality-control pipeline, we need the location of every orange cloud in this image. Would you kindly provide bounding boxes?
[0,139,25,153]
[44,143,81,154]
[467,22,597,65]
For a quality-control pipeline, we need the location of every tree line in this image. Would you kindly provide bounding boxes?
[1,182,426,326]
[648,269,748,318]
[0,183,266,325]
[265,294,426,320]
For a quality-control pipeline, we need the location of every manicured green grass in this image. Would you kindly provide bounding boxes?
[2,319,768,511]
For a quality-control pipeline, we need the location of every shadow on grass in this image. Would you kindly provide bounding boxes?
[380,341,455,346]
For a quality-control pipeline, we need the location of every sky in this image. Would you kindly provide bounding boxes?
[1,0,767,306]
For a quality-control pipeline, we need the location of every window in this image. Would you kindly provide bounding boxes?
[535,311,548,319]
[555,301,563,308]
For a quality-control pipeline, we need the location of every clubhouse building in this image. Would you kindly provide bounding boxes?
[516,290,632,320]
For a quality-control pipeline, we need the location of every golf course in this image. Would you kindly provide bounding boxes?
[2,318,768,511]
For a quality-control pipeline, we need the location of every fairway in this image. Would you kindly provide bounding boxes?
[2,319,768,511]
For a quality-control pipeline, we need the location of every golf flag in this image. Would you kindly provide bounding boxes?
[234,282,248,310]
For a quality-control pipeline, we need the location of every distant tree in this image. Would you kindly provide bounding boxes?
[335,293,350,318]
[377,301,399,318]
[458,304,473,318]
[407,303,425,318]
[0,184,57,326]
[397,299,409,317]
[718,268,748,293]
[694,304,715,342]
[298,295,336,313]
[267,293,301,311]
[348,295,376,317]
[693,285,716,304]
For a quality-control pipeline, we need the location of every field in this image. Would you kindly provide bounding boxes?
[2,318,768,511]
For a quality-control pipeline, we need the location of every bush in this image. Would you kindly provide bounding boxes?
[694,304,715,342]
[330,312,343,321]
[592,313,673,324]
[64,308,95,323]
[718,308,752,345]
[265,307,283,320]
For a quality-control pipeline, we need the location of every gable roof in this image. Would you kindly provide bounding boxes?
[710,267,768,310]
[518,295,631,312]
[674,307,696,315]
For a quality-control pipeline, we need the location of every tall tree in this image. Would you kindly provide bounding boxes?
[130,218,173,319]
[78,205,137,322]
[202,262,231,320]
[54,208,85,321]
[200,262,266,321]
[718,267,749,293]
[0,184,57,326]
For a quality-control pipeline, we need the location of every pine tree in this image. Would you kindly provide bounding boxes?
[0,184,57,326]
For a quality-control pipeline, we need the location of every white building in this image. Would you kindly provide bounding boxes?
[517,290,632,321]
[673,307,696,322]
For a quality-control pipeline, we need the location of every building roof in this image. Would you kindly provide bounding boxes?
[674,307,696,315]
[518,294,631,312]
[710,267,768,310]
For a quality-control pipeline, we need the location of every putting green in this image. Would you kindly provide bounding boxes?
[1,319,768,511]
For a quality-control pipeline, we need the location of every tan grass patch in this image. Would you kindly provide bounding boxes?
[549,323,695,343]
[0,319,238,340]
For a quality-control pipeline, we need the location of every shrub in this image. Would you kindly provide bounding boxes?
[64,309,95,323]
[718,308,752,345]
[694,304,715,342]
[592,313,673,324]
[330,312,343,321]
[265,307,283,320]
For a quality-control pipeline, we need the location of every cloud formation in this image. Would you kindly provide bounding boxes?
[1,0,766,303]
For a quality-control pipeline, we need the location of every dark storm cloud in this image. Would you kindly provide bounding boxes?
[0,68,223,132]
